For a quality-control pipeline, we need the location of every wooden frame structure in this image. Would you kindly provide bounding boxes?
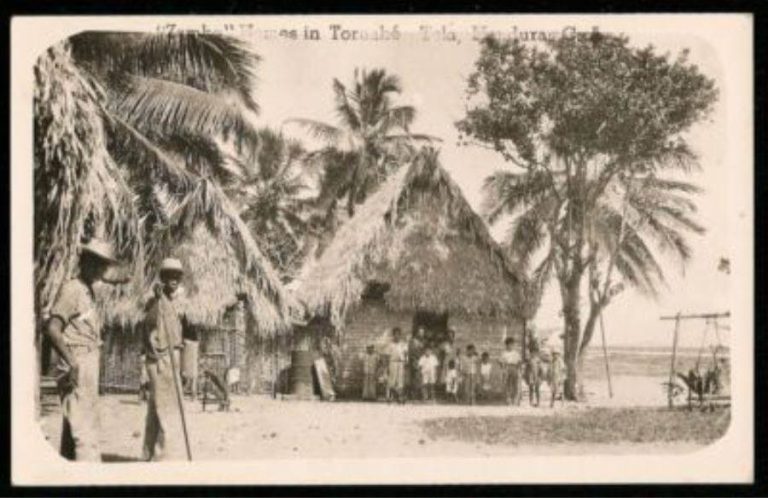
[661,311,730,408]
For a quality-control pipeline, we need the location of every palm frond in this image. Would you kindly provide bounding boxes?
[333,78,361,131]
[386,105,416,131]
[69,31,260,113]
[283,118,343,146]
[107,75,261,156]
[505,203,549,270]
[482,169,554,225]
[381,133,443,143]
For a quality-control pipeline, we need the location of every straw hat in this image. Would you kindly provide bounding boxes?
[160,257,184,274]
[81,239,117,263]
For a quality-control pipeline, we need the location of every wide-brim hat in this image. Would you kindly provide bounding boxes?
[81,239,118,263]
[160,257,184,274]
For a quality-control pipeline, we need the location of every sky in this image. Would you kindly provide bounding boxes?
[239,18,733,348]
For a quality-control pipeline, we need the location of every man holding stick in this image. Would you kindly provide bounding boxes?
[142,258,192,461]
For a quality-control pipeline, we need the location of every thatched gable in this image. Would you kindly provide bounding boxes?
[295,149,526,328]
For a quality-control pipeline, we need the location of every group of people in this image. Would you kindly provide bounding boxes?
[361,327,567,407]
[43,239,570,464]
[45,239,193,462]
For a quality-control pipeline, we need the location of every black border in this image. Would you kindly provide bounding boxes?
[3,1,765,496]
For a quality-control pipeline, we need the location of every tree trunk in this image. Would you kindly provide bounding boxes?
[561,275,583,401]
[579,304,601,356]
[521,318,528,363]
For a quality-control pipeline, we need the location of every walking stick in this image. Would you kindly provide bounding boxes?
[159,294,193,461]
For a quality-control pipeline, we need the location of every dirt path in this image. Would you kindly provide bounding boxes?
[38,375,702,461]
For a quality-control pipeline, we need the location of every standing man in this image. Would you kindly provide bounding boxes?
[408,327,425,400]
[386,328,408,404]
[45,239,118,461]
[500,337,522,405]
[142,258,189,461]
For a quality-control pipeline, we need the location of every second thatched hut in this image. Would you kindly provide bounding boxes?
[88,222,298,394]
[293,149,530,397]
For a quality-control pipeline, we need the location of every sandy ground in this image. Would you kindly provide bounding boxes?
[38,375,703,461]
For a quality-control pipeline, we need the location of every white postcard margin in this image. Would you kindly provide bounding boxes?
[11,14,754,485]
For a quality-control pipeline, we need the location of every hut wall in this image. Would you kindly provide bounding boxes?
[335,301,525,398]
[449,314,524,360]
[99,324,143,394]
[335,300,412,398]
[241,336,292,395]
[98,306,287,395]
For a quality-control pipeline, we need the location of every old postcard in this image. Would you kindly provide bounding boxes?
[11,14,753,485]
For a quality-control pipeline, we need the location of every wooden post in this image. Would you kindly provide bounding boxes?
[598,311,613,398]
[667,313,682,408]
[521,318,528,363]
[272,330,278,399]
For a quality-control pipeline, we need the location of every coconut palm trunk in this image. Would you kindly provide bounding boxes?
[560,274,583,400]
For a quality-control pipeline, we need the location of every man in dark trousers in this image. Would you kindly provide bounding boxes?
[45,239,118,461]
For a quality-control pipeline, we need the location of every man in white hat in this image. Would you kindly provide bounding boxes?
[142,257,189,461]
[45,238,118,461]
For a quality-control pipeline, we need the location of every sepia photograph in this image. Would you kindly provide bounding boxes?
[11,14,753,485]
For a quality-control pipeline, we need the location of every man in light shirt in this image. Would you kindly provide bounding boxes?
[500,336,522,405]
[45,239,118,461]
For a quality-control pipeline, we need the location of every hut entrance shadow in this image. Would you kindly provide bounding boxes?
[413,311,449,344]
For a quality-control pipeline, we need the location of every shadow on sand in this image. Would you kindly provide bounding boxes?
[102,453,142,463]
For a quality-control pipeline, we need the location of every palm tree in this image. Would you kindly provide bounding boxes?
[229,128,313,280]
[483,167,705,384]
[285,68,439,220]
[34,31,287,323]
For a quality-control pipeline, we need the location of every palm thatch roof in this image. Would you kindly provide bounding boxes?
[294,149,527,329]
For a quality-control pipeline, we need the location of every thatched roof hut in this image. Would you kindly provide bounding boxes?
[294,149,527,330]
[98,222,297,336]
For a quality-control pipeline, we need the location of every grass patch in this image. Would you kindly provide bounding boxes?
[421,407,730,446]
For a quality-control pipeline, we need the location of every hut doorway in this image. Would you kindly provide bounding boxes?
[412,311,448,347]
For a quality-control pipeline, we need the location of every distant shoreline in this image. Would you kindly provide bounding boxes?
[587,345,730,357]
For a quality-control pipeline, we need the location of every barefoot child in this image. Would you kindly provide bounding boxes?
[418,347,439,401]
[444,359,459,403]
[525,341,542,407]
[461,344,479,405]
[549,350,565,407]
[479,352,493,403]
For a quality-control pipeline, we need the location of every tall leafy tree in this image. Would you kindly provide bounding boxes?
[457,33,718,399]
[286,67,439,220]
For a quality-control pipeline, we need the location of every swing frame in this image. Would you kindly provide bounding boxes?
[660,311,730,409]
